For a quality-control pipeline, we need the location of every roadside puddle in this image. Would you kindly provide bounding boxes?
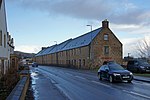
[30,69,39,100]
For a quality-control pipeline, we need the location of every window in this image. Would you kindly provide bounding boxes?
[104,65,109,71]
[100,65,105,70]
[104,34,108,40]
[0,30,2,46]
[74,60,76,65]
[83,59,85,66]
[0,0,2,9]
[4,34,6,48]
[72,49,73,56]
[134,61,139,65]
[128,61,134,65]
[104,46,109,55]
[68,60,70,65]
[79,48,81,54]
[74,49,76,55]
[79,59,81,68]
[0,60,1,76]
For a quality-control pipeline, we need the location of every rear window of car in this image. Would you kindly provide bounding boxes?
[138,60,149,65]
[128,60,149,65]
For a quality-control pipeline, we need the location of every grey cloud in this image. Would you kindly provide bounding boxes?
[6,0,150,25]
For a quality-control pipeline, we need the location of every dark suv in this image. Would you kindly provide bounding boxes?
[127,59,150,73]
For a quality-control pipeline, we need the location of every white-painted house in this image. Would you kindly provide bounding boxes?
[0,0,14,78]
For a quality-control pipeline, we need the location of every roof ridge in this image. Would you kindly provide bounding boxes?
[71,27,102,40]
[36,27,102,56]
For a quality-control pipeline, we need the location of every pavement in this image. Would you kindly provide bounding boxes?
[133,75,150,83]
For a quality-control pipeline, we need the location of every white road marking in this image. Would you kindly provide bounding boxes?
[51,79,57,84]
[122,90,150,99]
[74,76,86,80]
[91,81,111,88]
[65,73,73,76]
[132,81,150,86]
[55,84,72,100]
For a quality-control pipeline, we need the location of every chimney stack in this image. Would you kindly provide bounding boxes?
[42,47,47,50]
[102,19,109,28]
[11,38,14,46]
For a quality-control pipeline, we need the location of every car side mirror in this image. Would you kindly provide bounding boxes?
[106,69,109,72]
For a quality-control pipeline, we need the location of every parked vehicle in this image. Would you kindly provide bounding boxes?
[32,62,38,67]
[98,61,133,83]
[127,59,150,73]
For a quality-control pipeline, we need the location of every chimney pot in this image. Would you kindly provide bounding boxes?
[102,19,109,28]
[42,47,47,50]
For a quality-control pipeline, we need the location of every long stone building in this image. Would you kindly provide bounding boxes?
[34,20,123,69]
[0,0,14,78]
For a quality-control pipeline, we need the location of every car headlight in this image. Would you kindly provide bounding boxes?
[140,66,145,69]
[113,73,120,76]
[129,72,133,75]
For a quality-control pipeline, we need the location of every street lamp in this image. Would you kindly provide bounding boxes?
[128,53,131,57]
[86,25,92,32]
[86,25,93,60]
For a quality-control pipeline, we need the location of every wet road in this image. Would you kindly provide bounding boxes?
[30,65,150,100]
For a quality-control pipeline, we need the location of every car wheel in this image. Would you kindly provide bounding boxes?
[98,73,102,80]
[109,75,114,83]
[139,69,143,74]
[128,80,132,83]
[137,68,141,73]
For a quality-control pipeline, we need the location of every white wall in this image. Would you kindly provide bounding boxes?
[0,0,8,59]
[0,0,9,76]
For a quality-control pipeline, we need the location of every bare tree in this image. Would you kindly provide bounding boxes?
[137,38,150,58]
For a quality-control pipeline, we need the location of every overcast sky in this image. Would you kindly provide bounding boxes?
[5,0,150,57]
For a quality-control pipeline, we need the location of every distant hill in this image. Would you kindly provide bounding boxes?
[14,51,35,58]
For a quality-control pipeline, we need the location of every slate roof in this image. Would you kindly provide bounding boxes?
[36,48,47,56]
[36,27,102,56]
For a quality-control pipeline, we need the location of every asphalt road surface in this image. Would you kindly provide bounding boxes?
[30,65,150,100]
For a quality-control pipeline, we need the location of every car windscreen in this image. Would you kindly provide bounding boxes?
[139,60,149,65]
[109,64,124,70]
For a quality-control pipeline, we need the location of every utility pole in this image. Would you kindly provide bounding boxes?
[128,53,131,57]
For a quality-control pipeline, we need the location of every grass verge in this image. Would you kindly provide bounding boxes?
[134,73,150,77]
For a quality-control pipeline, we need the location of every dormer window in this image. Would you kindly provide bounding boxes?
[104,34,108,41]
